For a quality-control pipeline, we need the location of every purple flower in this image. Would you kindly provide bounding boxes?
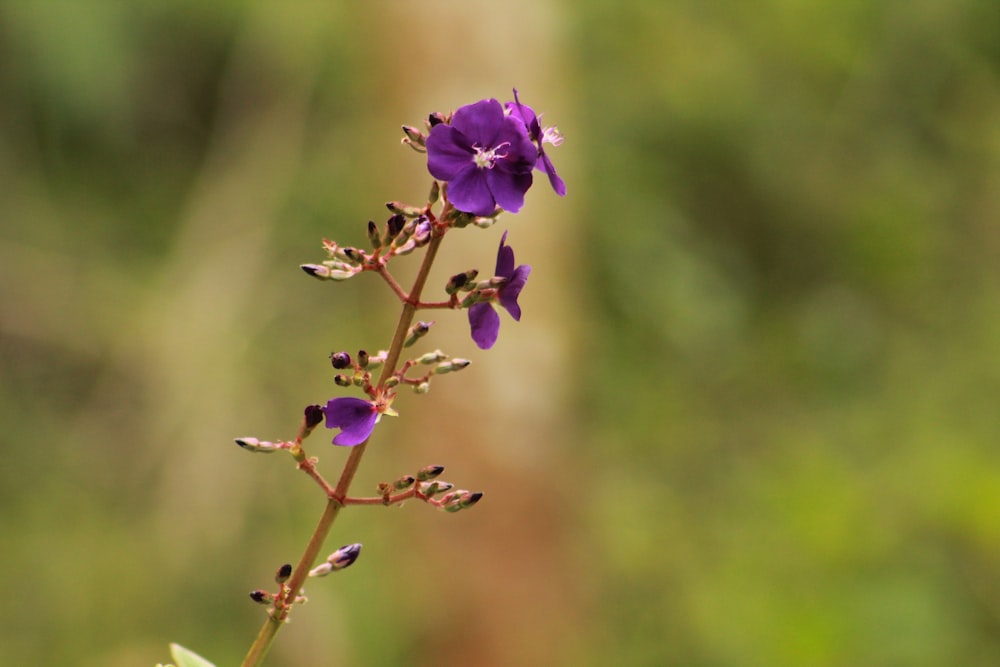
[506,89,566,197]
[323,397,378,446]
[426,99,537,216]
[468,231,531,349]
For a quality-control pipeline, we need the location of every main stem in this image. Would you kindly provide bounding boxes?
[240,232,446,667]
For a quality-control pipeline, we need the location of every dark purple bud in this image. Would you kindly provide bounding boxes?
[275,563,293,584]
[446,269,479,295]
[304,404,324,429]
[249,590,272,604]
[330,351,352,369]
[386,213,406,239]
[427,112,446,127]
[367,220,382,249]
[417,464,445,482]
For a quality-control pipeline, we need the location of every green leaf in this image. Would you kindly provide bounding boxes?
[169,643,217,667]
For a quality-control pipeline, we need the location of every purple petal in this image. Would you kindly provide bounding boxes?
[450,99,504,146]
[495,231,515,278]
[539,151,566,196]
[468,302,501,349]
[324,397,378,446]
[447,167,496,216]
[486,169,533,213]
[426,125,473,181]
[507,89,541,141]
[494,117,538,174]
[499,264,531,321]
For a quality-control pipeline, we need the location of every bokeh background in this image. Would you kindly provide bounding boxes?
[2,1,1000,665]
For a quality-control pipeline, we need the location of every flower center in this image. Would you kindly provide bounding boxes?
[472,142,510,170]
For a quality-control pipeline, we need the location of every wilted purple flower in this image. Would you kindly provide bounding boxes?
[506,89,566,197]
[468,231,531,349]
[426,98,537,216]
[323,397,378,446]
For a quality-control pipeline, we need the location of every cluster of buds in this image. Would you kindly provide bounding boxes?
[329,348,389,392]
[249,563,307,609]
[300,240,366,281]
[399,111,452,154]
[390,349,471,395]
[301,208,436,283]
[376,464,482,513]
[379,208,434,257]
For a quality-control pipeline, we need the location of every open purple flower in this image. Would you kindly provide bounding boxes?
[506,89,566,197]
[468,231,531,349]
[426,98,537,216]
[323,397,378,446]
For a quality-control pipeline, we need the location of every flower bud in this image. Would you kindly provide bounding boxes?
[401,126,427,153]
[441,492,465,513]
[433,359,470,375]
[415,381,430,394]
[428,180,440,206]
[383,376,400,389]
[249,590,272,604]
[357,349,370,368]
[404,321,434,347]
[416,464,445,482]
[275,563,293,584]
[386,213,406,240]
[393,474,416,490]
[427,112,446,127]
[334,374,352,387]
[420,480,453,498]
[445,269,479,295]
[386,201,426,218]
[235,437,280,453]
[342,247,365,265]
[459,491,484,509]
[416,349,447,365]
[330,351,352,369]
[301,264,357,281]
[308,542,361,576]
[303,404,324,429]
[367,220,383,250]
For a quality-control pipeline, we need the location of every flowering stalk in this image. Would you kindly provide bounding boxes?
[239,229,445,667]
[217,90,564,667]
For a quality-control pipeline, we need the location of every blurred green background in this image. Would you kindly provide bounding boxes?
[2,1,1000,665]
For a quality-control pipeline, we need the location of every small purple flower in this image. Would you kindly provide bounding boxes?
[468,231,531,349]
[506,89,566,197]
[323,397,378,446]
[426,98,537,216]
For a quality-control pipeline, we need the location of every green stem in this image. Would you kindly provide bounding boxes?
[240,231,446,667]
